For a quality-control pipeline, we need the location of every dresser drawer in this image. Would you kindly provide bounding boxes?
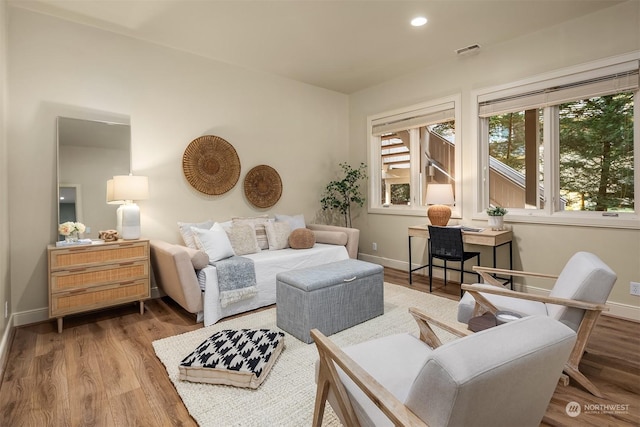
[50,261,149,292]
[50,279,150,317]
[49,241,148,270]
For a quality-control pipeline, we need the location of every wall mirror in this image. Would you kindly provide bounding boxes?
[57,116,131,238]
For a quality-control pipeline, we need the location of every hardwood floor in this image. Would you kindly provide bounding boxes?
[0,267,638,426]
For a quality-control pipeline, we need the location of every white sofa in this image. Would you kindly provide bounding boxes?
[150,223,360,325]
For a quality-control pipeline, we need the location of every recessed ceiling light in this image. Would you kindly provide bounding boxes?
[411,16,427,27]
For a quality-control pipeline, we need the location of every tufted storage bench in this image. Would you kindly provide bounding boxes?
[276,259,384,343]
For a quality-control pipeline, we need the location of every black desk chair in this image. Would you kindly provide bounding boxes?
[428,226,481,296]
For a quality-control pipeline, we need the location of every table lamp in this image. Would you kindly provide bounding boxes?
[106,175,149,240]
[425,183,454,226]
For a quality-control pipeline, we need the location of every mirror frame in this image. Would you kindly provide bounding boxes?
[56,115,131,238]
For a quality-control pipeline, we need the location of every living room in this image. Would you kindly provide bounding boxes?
[0,0,639,425]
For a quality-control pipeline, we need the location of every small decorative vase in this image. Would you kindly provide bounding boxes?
[488,215,504,231]
[65,231,79,243]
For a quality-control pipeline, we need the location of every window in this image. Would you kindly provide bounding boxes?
[368,95,461,216]
[476,56,639,226]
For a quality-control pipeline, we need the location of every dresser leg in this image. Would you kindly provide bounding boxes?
[139,301,145,315]
[57,318,63,334]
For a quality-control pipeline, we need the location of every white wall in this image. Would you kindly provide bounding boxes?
[7,7,348,318]
[350,1,640,317]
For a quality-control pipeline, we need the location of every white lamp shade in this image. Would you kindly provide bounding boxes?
[425,183,454,206]
[106,179,123,204]
[109,175,149,202]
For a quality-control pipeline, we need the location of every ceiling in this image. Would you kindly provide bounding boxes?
[11,0,626,94]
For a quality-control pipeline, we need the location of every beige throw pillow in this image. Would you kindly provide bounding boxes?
[264,221,291,250]
[232,215,270,250]
[226,224,261,255]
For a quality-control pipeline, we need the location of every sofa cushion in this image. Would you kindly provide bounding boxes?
[313,230,348,246]
[178,219,214,249]
[179,329,284,389]
[233,215,270,250]
[265,221,291,250]
[275,213,306,230]
[226,224,261,255]
[289,228,316,249]
[191,223,235,263]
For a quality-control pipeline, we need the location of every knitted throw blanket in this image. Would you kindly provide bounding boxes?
[213,256,258,308]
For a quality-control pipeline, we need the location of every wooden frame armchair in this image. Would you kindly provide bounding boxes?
[458,251,617,398]
[312,308,576,427]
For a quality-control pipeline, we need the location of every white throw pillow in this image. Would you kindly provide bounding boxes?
[178,220,214,249]
[264,221,291,250]
[274,214,306,230]
[191,223,235,263]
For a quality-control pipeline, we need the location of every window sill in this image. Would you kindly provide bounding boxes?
[471,211,640,229]
[369,205,462,219]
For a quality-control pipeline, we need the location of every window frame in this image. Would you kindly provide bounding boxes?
[367,94,462,217]
[473,53,640,229]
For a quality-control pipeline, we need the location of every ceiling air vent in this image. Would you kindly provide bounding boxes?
[455,44,481,55]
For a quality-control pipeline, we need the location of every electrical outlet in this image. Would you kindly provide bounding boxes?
[631,282,640,296]
[372,242,377,251]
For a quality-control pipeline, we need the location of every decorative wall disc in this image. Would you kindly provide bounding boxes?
[182,135,241,196]
[244,165,282,208]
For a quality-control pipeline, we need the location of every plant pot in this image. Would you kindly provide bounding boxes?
[488,215,504,231]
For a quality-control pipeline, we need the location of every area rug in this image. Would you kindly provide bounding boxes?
[153,283,462,426]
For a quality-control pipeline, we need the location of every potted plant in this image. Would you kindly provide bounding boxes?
[320,162,367,228]
[486,206,507,230]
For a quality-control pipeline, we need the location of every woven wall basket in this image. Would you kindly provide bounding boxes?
[182,135,241,196]
[244,165,282,209]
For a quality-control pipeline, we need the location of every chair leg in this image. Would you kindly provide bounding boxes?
[564,364,605,398]
[460,262,464,297]
[443,260,447,287]
[428,255,433,293]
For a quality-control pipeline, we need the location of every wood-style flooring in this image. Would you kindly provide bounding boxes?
[0,267,638,426]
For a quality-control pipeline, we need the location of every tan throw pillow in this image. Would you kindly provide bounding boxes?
[232,216,270,250]
[288,228,316,249]
[226,224,261,255]
[264,221,291,250]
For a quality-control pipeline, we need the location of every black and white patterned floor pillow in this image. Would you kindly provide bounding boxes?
[179,329,285,389]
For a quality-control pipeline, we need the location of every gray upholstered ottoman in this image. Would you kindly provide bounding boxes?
[276,259,384,343]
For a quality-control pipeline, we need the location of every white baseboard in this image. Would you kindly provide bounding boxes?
[0,315,14,380]
[13,286,163,328]
[13,307,48,327]
[359,253,640,322]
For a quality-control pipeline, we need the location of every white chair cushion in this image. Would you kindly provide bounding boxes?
[406,316,576,427]
[333,333,432,427]
[547,251,617,330]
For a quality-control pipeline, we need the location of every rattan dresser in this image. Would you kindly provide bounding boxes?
[47,239,150,333]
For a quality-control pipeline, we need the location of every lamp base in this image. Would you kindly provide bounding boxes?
[116,203,141,240]
[428,205,451,226]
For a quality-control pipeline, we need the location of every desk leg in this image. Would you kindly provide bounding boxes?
[509,241,513,289]
[408,235,413,285]
[492,245,497,269]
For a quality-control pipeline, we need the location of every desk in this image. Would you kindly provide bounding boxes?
[408,225,513,288]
